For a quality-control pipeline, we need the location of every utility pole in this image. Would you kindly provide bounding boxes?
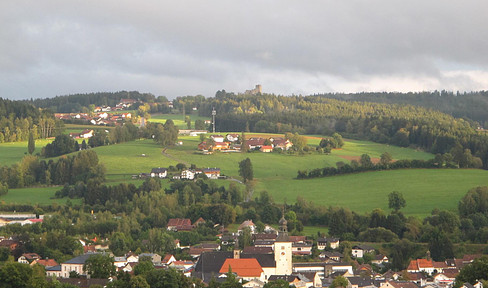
[212,107,216,133]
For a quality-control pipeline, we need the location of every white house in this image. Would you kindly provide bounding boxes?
[151,168,168,178]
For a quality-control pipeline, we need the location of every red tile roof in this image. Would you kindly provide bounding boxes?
[407,260,418,271]
[167,218,192,228]
[219,258,263,277]
[36,259,58,267]
[417,259,433,268]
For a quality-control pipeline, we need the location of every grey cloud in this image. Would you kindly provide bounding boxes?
[1,1,488,99]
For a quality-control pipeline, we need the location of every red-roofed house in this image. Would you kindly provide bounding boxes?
[407,259,435,274]
[34,258,59,268]
[167,218,193,231]
[162,254,176,266]
[219,258,264,282]
[260,145,273,153]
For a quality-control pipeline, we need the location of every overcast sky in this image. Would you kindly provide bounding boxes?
[1,1,488,100]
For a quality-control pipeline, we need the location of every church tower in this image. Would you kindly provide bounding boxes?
[274,213,292,275]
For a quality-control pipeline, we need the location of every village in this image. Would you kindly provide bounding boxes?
[0,213,482,288]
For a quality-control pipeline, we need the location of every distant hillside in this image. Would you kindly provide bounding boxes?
[27,91,159,113]
[312,90,488,126]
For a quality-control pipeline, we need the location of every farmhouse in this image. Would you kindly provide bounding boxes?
[150,167,168,178]
[167,218,193,231]
[18,253,40,264]
[226,133,240,142]
[352,244,375,258]
[238,220,257,234]
[203,168,221,179]
[69,129,94,139]
[317,237,340,250]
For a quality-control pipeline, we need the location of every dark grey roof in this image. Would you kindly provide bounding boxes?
[353,244,375,251]
[151,167,167,173]
[348,277,374,287]
[268,275,299,282]
[322,251,344,258]
[46,265,61,271]
[242,246,273,254]
[63,254,96,265]
[241,253,276,268]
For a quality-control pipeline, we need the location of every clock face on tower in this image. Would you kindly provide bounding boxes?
[281,252,285,255]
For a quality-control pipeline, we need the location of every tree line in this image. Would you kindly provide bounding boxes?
[0,98,63,143]
[298,150,482,179]
[0,150,105,189]
[178,92,488,169]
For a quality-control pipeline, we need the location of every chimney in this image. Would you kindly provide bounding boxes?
[233,249,240,259]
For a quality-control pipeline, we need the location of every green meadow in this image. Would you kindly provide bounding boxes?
[0,186,81,205]
[0,139,52,166]
[1,131,486,217]
[148,114,210,129]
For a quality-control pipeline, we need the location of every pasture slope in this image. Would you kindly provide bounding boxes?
[2,130,488,217]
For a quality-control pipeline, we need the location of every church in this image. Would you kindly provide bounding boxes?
[192,215,292,283]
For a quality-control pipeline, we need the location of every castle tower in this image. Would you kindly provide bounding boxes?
[274,213,292,275]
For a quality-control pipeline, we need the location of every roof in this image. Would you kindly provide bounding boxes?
[348,277,374,287]
[238,220,255,230]
[253,234,277,240]
[242,247,273,254]
[407,260,418,271]
[63,254,95,265]
[21,253,40,260]
[433,261,448,269]
[289,236,307,243]
[36,259,58,267]
[46,265,61,271]
[151,167,167,173]
[417,259,434,268]
[268,275,299,282]
[219,258,263,277]
[353,244,375,251]
[388,281,420,288]
[167,218,192,227]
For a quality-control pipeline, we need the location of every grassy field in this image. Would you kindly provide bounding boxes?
[148,113,210,129]
[1,131,485,217]
[0,139,53,166]
[0,186,81,205]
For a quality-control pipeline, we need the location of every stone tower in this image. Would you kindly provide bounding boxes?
[274,213,292,275]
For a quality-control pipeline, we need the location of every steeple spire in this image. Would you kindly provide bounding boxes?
[276,207,289,241]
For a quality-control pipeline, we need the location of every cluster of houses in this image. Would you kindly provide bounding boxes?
[55,111,132,126]
[140,167,222,180]
[4,214,486,288]
[198,134,294,153]
[0,214,43,227]
[93,98,139,112]
[69,129,95,139]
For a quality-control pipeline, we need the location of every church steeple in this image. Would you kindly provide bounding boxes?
[274,206,292,275]
[276,208,289,242]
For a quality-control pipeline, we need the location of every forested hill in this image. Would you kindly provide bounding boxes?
[27,91,159,113]
[0,98,62,142]
[311,90,488,126]
[177,92,488,168]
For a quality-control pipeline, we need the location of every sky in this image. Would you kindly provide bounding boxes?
[1,1,488,100]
